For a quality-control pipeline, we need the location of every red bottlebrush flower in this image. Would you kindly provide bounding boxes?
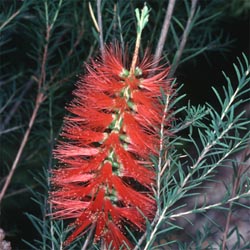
[50,44,172,249]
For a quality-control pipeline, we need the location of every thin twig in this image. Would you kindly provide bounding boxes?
[0,8,21,32]
[169,0,199,78]
[88,2,100,32]
[112,4,117,42]
[133,89,172,250]
[0,91,15,114]
[170,189,250,219]
[116,5,125,53]
[181,122,237,189]
[221,155,245,250]
[0,126,24,136]
[0,92,44,203]
[3,185,37,199]
[153,0,176,66]
[97,0,104,56]
[133,214,159,250]
[39,28,50,90]
[81,224,95,250]
[157,94,171,201]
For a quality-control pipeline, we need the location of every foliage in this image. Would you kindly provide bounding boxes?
[0,0,249,249]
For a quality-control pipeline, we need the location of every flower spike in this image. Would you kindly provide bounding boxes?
[50,6,171,247]
[50,42,172,249]
[50,45,173,249]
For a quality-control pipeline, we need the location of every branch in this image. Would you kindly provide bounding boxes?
[169,0,199,77]
[153,0,176,66]
[0,125,24,135]
[221,153,247,250]
[81,224,95,250]
[0,8,21,32]
[134,91,172,250]
[157,94,171,202]
[170,190,250,220]
[97,0,104,56]
[0,92,44,203]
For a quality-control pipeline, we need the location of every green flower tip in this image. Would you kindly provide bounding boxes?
[135,67,142,77]
[119,68,129,78]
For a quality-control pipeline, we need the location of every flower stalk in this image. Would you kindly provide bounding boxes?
[130,5,149,75]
